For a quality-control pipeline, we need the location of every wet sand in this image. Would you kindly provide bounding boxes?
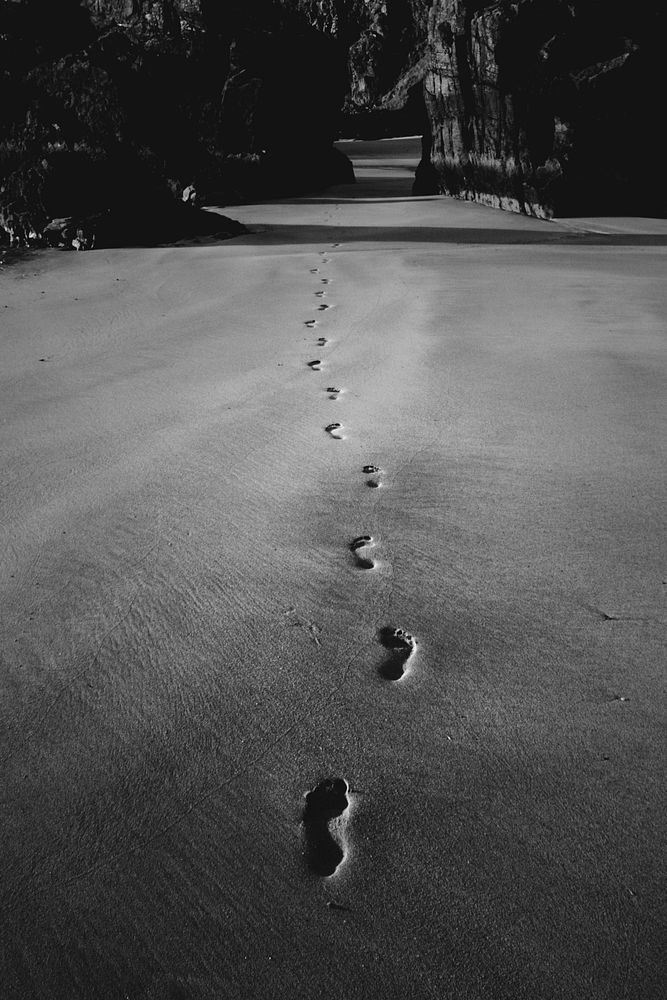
[1,138,665,999]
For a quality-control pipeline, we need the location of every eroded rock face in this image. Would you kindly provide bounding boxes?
[302,0,666,217]
[299,0,667,217]
[289,1,429,136]
[415,0,667,217]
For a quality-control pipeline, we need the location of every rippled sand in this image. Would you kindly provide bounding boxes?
[1,139,665,999]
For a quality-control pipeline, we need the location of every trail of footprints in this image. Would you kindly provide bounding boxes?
[299,242,418,881]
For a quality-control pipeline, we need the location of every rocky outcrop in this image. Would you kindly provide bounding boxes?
[415,1,667,217]
[2,0,664,239]
[0,0,353,247]
[285,1,430,137]
[300,0,666,218]
[299,0,667,218]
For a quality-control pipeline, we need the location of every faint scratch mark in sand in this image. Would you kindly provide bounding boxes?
[582,603,666,628]
[283,607,322,647]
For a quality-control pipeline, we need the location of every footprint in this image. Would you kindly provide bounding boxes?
[321,278,331,285]
[363,464,382,488]
[304,320,318,329]
[350,535,375,570]
[310,268,319,273]
[325,422,343,439]
[327,386,342,399]
[315,290,326,297]
[317,303,332,312]
[331,243,341,248]
[378,627,417,680]
[302,778,349,877]
[317,336,328,347]
[308,359,322,371]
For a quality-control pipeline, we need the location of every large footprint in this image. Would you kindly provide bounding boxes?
[325,422,344,440]
[350,535,375,570]
[378,627,417,680]
[302,778,350,877]
[363,464,382,489]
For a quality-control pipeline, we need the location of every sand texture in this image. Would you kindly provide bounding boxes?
[1,139,665,999]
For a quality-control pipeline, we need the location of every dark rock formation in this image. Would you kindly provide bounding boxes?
[288,1,430,138]
[415,1,667,217]
[298,0,667,218]
[303,0,666,217]
[0,0,353,246]
[2,0,664,236]
[214,6,354,196]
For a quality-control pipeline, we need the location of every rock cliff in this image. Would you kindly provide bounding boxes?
[304,0,666,218]
[292,0,667,217]
[293,0,666,218]
[2,0,664,243]
[414,0,667,216]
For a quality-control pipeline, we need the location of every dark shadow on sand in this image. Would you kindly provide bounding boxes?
[226,223,667,248]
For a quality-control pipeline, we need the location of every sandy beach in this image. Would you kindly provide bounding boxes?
[1,138,665,999]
